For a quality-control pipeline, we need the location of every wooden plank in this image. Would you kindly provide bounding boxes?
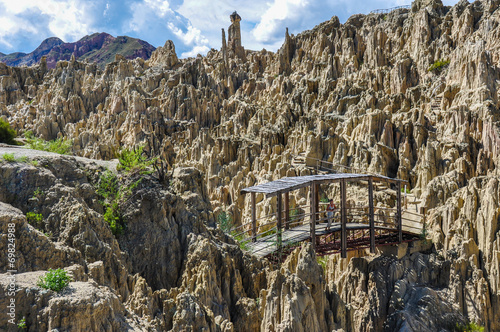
[397,181,402,243]
[284,192,290,230]
[277,192,283,258]
[368,177,375,253]
[341,179,347,258]
[310,183,317,252]
[251,192,256,242]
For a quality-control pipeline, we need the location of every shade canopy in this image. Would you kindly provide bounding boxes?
[240,173,406,198]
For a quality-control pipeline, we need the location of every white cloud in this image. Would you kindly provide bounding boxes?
[144,0,173,17]
[167,22,208,46]
[252,0,309,43]
[181,45,210,57]
[0,0,92,47]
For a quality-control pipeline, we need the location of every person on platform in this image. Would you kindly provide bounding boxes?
[326,199,336,231]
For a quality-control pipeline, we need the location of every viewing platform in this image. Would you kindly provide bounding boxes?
[238,173,426,262]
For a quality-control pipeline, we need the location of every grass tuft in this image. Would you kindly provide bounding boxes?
[25,131,72,155]
[428,59,450,72]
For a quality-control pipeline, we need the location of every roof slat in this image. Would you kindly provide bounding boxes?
[241,173,404,196]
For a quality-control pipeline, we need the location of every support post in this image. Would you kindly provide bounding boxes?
[284,192,290,230]
[310,183,317,252]
[341,179,347,258]
[420,206,427,238]
[315,183,319,222]
[315,183,319,247]
[277,192,283,258]
[397,181,402,243]
[251,192,256,242]
[368,178,375,253]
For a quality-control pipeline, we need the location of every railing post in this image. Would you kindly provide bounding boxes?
[310,183,317,252]
[368,178,375,253]
[277,192,283,259]
[284,192,290,230]
[251,192,256,242]
[341,179,347,258]
[397,181,402,243]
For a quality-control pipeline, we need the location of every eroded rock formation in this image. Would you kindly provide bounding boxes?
[1,0,500,330]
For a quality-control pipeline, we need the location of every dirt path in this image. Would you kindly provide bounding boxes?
[0,144,118,171]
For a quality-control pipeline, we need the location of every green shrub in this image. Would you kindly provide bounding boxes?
[104,201,124,235]
[117,146,155,173]
[455,322,485,332]
[317,256,328,270]
[2,153,15,162]
[218,211,233,234]
[0,118,17,145]
[25,131,72,155]
[26,212,43,226]
[17,317,26,330]
[30,159,39,167]
[33,188,44,199]
[428,59,450,72]
[96,170,119,200]
[95,170,141,236]
[37,268,71,292]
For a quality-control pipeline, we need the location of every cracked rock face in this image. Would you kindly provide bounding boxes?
[1,0,500,330]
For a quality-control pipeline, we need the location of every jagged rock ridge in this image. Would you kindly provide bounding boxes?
[0,33,155,68]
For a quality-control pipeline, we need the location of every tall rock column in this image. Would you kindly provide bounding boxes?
[228,11,246,60]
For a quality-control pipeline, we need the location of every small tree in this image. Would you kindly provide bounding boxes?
[0,119,17,145]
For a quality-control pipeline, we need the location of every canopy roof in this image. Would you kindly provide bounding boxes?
[240,173,406,198]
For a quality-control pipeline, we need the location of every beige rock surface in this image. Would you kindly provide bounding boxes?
[1,0,500,330]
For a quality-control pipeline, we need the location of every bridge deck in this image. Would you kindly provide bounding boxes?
[246,221,422,258]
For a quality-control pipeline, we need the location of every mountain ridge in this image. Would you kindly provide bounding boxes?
[0,32,156,68]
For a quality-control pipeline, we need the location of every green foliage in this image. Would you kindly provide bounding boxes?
[104,201,123,235]
[95,170,142,236]
[428,59,450,72]
[96,170,119,200]
[320,196,329,203]
[17,156,28,163]
[217,211,234,234]
[33,188,44,199]
[401,187,411,194]
[25,131,72,155]
[2,153,15,162]
[96,171,124,235]
[0,118,18,145]
[17,317,26,330]
[455,322,485,332]
[30,159,39,167]
[37,268,71,292]
[26,212,43,228]
[117,145,155,173]
[317,256,328,270]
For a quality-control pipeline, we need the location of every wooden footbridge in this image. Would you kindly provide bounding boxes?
[238,173,426,261]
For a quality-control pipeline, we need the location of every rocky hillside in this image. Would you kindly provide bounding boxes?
[0,33,155,69]
[1,0,500,330]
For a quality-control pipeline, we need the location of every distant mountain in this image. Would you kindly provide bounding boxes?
[0,33,156,68]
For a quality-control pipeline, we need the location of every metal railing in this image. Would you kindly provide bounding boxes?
[370,5,410,14]
[234,203,424,255]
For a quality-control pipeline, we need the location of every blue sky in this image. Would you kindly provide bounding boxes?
[0,0,460,58]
